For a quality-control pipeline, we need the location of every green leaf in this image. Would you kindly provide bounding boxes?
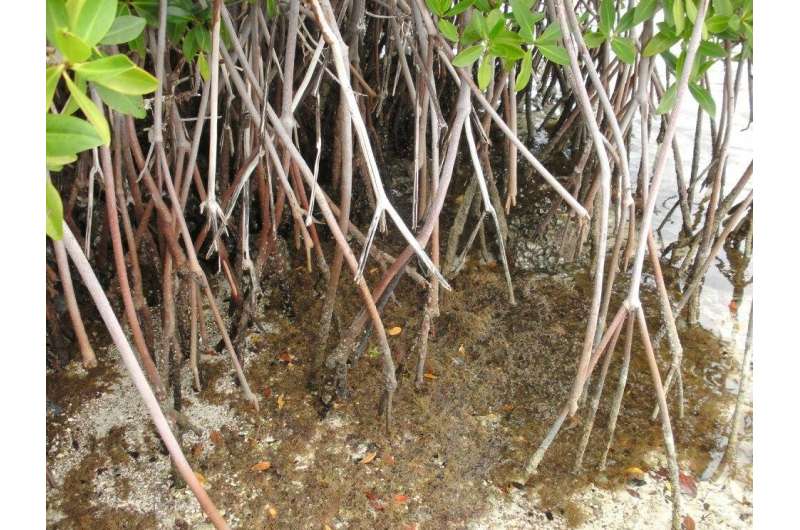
[190,26,211,53]
[100,15,146,44]
[698,41,726,58]
[643,31,679,56]
[198,52,210,81]
[617,9,635,32]
[713,0,733,16]
[584,31,607,48]
[489,42,526,60]
[611,36,636,64]
[486,8,505,38]
[673,0,685,35]
[477,54,494,90]
[62,73,110,145]
[46,65,64,111]
[62,72,87,115]
[72,54,159,95]
[727,15,740,31]
[182,26,197,59]
[515,50,533,92]
[425,0,448,17]
[452,45,485,67]
[47,154,78,172]
[689,82,716,118]
[265,0,279,18]
[600,0,615,37]
[447,0,475,16]
[66,0,118,47]
[46,177,65,240]
[511,0,535,39]
[536,44,570,65]
[633,0,659,26]
[706,15,730,33]
[655,83,678,115]
[438,19,460,43]
[685,0,698,22]
[46,113,104,157]
[56,29,92,63]
[537,23,563,44]
[95,84,146,119]
[46,0,69,46]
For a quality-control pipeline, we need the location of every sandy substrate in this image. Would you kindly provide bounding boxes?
[46,268,752,529]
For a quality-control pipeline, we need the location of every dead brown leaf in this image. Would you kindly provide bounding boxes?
[191,443,203,458]
[278,351,295,364]
[682,515,696,530]
[623,466,645,481]
[679,472,698,498]
[251,461,271,472]
[194,471,207,487]
[387,326,402,336]
[277,394,285,410]
[262,386,272,399]
[210,430,223,446]
[267,505,277,519]
[394,494,409,504]
[361,452,377,464]
[423,372,438,380]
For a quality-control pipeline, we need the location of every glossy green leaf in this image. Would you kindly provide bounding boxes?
[46,65,64,111]
[439,19,460,43]
[600,0,615,37]
[46,113,104,157]
[689,82,716,118]
[713,0,733,16]
[698,41,726,57]
[95,84,146,119]
[584,31,607,48]
[66,0,118,47]
[72,54,159,95]
[62,73,110,145]
[673,0,685,34]
[46,177,64,240]
[515,50,533,92]
[182,27,197,59]
[198,52,210,81]
[611,36,636,64]
[537,23,563,44]
[511,0,535,38]
[706,15,730,33]
[62,71,86,116]
[447,0,475,17]
[685,0,698,22]
[452,45,485,67]
[486,8,505,38]
[633,0,659,26]
[643,31,679,56]
[477,54,494,90]
[100,15,146,44]
[425,0,449,17]
[489,41,526,60]
[536,44,570,65]
[56,29,92,63]
[46,154,78,172]
[655,83,677,115]
[265,0,279,18]
[46,0,69,46]
[617,9,635,32]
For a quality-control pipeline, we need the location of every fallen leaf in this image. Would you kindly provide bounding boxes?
[262,386,272,399]
[502,404,514,413]
[623,466,645,481]
[277,394,285,410]
[251,461,271,472]
[210,430,223,446]
[191,443,203,458]
[387,326,402,336]
[394,494,409,504]
[682,515,696,530]
[278,351,296,364]
[369,500,385,511]
[365,491,379,501]
[729,300,738,311]
[457,344,465,355]
[194,471,207,487]
[679,472,698,498]
[626,488,640,498]
[323,525,333,530]
[267,505,277,519]
[423,372,438,380]
[361,452,377,464]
